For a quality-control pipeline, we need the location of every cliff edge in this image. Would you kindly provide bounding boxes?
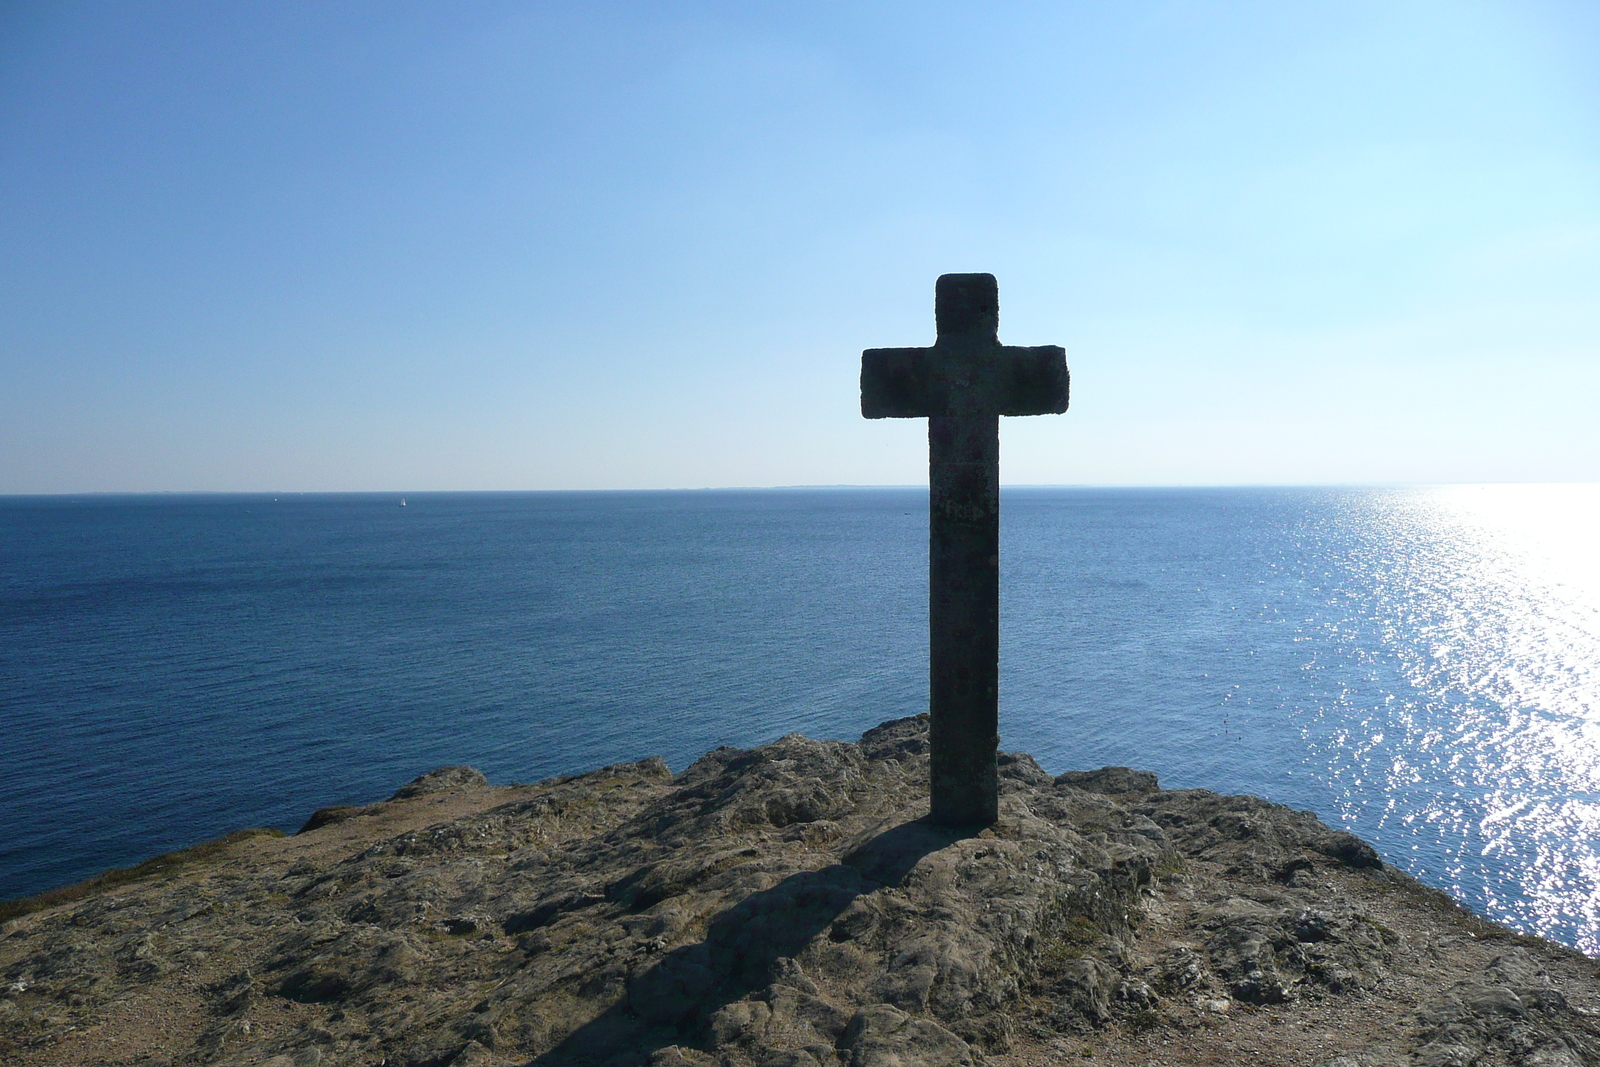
[3,714,1597,1066]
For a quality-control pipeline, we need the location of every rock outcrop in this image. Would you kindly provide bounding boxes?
[2,715,1596,1066]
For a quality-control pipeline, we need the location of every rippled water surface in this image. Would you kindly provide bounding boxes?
[2,487,1597,952]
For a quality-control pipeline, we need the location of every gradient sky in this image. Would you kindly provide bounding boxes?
[2,1,1597,491]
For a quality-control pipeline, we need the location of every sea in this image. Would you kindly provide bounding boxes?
[2,487,1598,954]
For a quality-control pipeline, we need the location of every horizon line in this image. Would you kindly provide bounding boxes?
[3,480,1597,499]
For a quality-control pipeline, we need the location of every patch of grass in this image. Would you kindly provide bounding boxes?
[1359,914,1400,943]
[1036,915,1100,968]
[1154,854,1188,878]
[0,828,285,925]
[1123,1008,1162,1035]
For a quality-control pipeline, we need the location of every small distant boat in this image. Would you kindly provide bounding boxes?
[400,498,407,507]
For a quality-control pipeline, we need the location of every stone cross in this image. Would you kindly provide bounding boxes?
[861,274,1069,825]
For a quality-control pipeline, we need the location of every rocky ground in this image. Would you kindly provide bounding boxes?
[3,714,1597,1067]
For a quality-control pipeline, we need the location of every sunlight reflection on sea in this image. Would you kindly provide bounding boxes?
[1305,485,1600,952]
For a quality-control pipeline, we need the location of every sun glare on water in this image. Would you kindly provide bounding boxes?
[1316,485,1600,951]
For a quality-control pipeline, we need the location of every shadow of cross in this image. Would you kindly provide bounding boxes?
[861,274,1069,826]
[526,816,972,1066]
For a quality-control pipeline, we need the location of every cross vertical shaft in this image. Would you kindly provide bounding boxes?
[860,273,1068,826]
[928,414,1000,825]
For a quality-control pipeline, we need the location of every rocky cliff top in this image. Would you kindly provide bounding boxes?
[3,715,1597,1067]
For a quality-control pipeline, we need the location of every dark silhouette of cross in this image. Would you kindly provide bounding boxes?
[861,274,1069,825]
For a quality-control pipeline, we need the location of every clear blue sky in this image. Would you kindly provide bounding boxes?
[2,1,1597,491]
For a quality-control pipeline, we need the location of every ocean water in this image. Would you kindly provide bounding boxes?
[2,487,1598,954]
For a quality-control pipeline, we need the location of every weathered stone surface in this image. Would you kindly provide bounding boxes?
[2,716,1596,1067]
[1055,766,1160,795]
[840,1003,976,1066]
[1405,948,1600,1067]
[296,803,380,834]
[391,765,489,800]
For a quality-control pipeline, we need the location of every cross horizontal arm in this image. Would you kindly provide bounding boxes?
[861,344,1069,419]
